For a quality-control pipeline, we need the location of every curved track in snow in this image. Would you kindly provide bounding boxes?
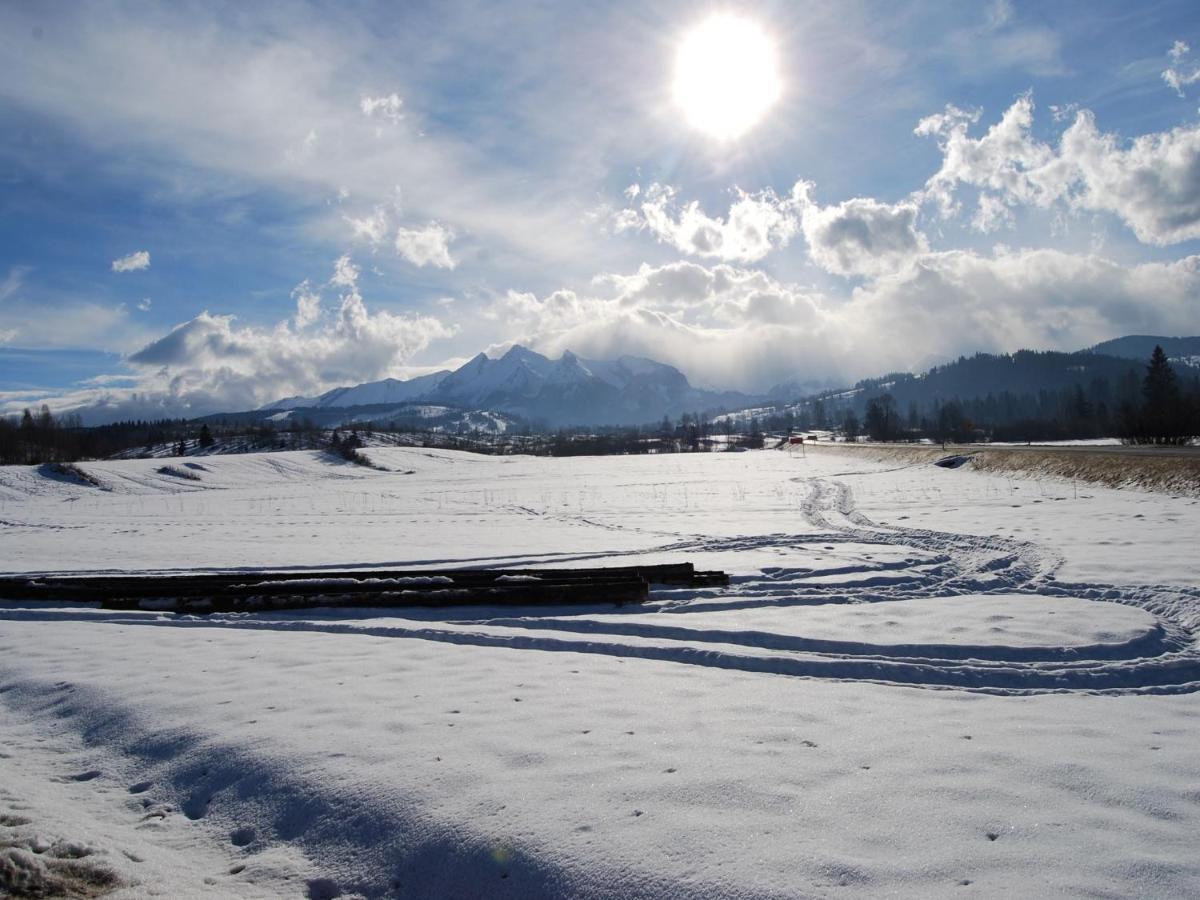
[8,474,1196,696]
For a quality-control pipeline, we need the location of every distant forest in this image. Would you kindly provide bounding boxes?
[747,347,1200,445]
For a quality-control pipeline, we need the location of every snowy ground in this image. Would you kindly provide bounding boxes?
[2,447,1199,898]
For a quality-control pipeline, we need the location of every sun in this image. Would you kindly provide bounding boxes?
[672,14,782,141]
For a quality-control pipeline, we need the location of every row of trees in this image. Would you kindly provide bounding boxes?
[842,347,1198,445]
[0,407,201,465]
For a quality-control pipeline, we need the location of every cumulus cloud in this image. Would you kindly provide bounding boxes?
[1163,40,1200,96]
[137,297,152,311]
[918,94,1200,245]
[1061,111,1200,245]
[614,182,927,278]
[614,183,803,263]
[917,95,1063,218]
[89,255,456,418]
[482,248,1200,392]
[291,280,321,328]
[343,199,455,268]
[394,222,456,269]
[111,250,150,273]
[798,189,929,277]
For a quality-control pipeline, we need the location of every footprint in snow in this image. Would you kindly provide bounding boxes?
[128,781,153,794]
[230,827,256,847]
[70,770,102,782]
[306,877,342,900]
[182,794,211,820]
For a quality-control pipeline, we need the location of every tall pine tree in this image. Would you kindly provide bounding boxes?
[1141,345,1184,445]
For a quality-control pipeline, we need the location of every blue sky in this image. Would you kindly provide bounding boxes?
[2,0,1199,421]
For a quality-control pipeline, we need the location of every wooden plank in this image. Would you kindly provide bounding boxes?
[0,561,727,613]
[122,579,649,614]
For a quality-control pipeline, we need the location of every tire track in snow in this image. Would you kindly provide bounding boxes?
[3,474,1198,695]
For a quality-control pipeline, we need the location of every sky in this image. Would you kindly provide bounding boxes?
[2,0,1200,421]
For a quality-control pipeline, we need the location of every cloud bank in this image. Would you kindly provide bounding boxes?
[38,256,455,422]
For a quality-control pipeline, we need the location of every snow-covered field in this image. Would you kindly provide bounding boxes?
[2,447,1200,898]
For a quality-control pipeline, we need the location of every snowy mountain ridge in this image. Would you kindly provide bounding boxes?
[264,345,760,426]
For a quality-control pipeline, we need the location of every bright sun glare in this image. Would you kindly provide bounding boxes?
[673,14,781,141]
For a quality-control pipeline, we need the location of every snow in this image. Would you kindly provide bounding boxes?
[2,447,1200,897]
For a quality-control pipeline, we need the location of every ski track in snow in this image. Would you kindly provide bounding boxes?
[3,468,1196,697]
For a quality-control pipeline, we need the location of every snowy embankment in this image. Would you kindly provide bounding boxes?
[2,448,1200,897]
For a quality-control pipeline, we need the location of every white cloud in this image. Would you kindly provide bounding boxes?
[1061,111,1200,245]
[360,93,404,121]
[291,280,321,328]
[799,189,929,277]
[343,198,454,269]
[918,94,1200,245]
[480,247,1200,392]
[1163,40,1200,96]
[330,254,359,289]
[27,256,455,420]
[614,183,803,263]
[841,250,1200,374]
[137,297,152,311]
[394,222,456,269]
[971,192,1015,232]
[917,95,1062,216]
[615,182,928,278]
[111,250,151,273]
[346,206,391,245]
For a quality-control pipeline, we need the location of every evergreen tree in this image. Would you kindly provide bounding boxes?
[198,424,215,449]
[842,410,860,442]
[864,394,898,442]
[1141,345,1183,444]
[812,398,828,430]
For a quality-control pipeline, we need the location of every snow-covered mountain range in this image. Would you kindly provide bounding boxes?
[265,346,759,426]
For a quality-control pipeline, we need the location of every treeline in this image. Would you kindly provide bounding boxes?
[846,346,1199,444]
[543,414,762,456]
[0,407,190,465]
[0,409,330,465]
